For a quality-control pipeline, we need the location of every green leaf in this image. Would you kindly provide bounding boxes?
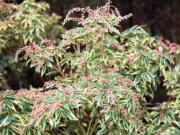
[105,111,111,121]
[135,120,139,130]
[103,52,108,65]
[41,66,46,76]
[140,88,145,95]
[146,53,153,60]
[122,120,128,130]
[40,116,46,130]
[116,101,126,106]
[90,108,97,117]
[8,125,20,134]
[133,54,141,63]
[164,55,174,64]
[112,109,118,122]
[58,41,63,47]
[78,81,87,88]
[103,40,110,47]
[35,130,41,135]
[97,128,109,135]
[63,108,78,121]
[63,104,78,121]
[79,96,91,103]
[134,75,141,84]
[109,79,116,87]
[24,128,30,135]
[160,57,165,65]
[48,57,54,62]
[144,57,149,68]
[46,61,52,68]
[1,115,13,126]
[143,72,151,82]
[46,71,58,76]
[2,127,8,135]
[4,101,16,111]
[93,82,105,89]
[89,51,95,60]
[147,86,154,97]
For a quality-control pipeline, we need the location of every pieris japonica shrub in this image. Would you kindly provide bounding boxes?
[0,0,180,135]
[0,0,63,90]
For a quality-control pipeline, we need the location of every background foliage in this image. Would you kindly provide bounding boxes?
[0,0,63,90]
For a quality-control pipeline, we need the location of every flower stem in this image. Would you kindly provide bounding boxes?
[89,116,99,135]
[87,117,94,135]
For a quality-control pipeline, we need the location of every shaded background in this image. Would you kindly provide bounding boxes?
[10,0,180,42]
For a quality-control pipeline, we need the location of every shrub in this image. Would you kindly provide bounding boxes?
[1,0,180,135]
[0,0,63,90]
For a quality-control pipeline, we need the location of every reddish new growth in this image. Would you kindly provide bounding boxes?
[159,39,180,54]
[17,88,62,126]
[0,2,15,10]
[98,76,144,114]
[16,81,77,127]
[56,84,75,104]
[159,112,164,120]
[61,0,132,49]
[164,106,168,110]
[126,56,133,64]
[100,106,111,114]
[15,43,53,72]
[14,43,41,62]
[63,0,132,30]
[152,50,163,57]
